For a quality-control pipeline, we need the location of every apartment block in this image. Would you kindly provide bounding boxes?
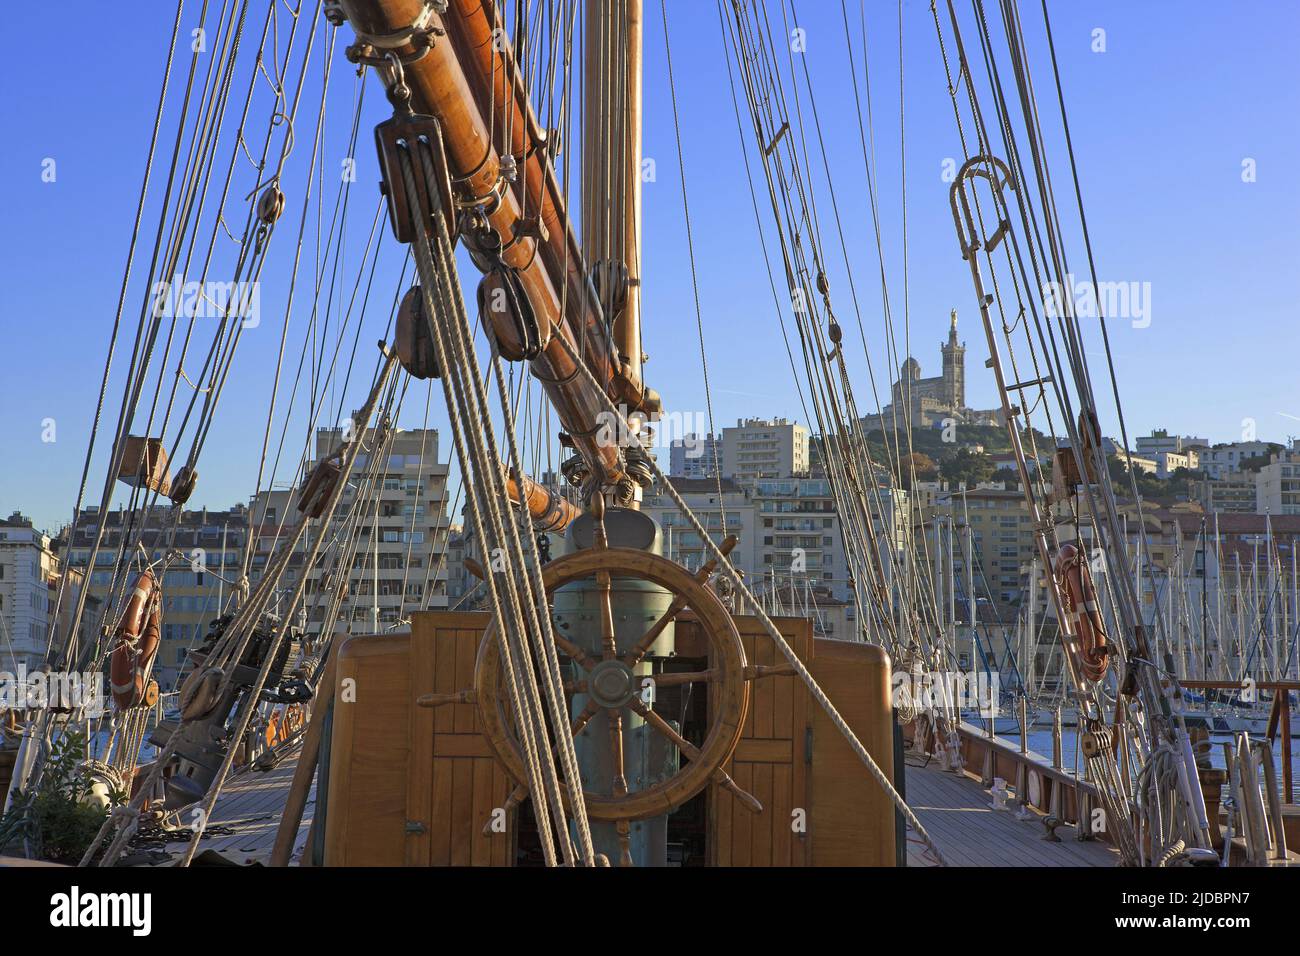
[1134,429,1208,459]
[668,433,721,480]
[641,477,757,578]
[63,506,247,688]
[1196,475,1257,514]
[937,487,1036,616]
[1256,452,1300,516]
[1154,449,1199,479]
[721,418,809,486]
[294,425,452,636]
[1197,441,1276,480]
[0,513,80,673]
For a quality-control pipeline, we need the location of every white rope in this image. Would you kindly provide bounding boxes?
[398,136,595,866]
[554,331,949,866]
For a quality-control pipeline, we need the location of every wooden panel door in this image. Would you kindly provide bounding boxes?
[709,615,812,866]
[808,638,896,866]
[324,633,414,865]
[406,612,514,867]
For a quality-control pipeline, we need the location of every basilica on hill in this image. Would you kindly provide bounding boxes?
[863,310,1002,431]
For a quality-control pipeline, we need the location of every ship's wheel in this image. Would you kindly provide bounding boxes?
[473,536,763,831]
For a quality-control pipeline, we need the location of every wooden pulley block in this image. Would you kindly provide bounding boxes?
[374,112,454,243]
[142,679,160,709]
[477,268,549,361]
[169,464,198,505]
[117,436,172,496]
[590,258,629,321]
[1050,447,1082,502]
[257,186,286,225]
[1076,409,1102,484]
[474,546,751,823]
[394,285,440,379]
[298,455,344,519]
[179,665,225,721]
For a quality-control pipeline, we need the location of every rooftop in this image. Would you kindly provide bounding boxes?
[662,476,744,495]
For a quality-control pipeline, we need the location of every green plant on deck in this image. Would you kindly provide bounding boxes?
[0,731,117,864]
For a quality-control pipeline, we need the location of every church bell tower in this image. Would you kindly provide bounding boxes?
[941,309,965,409]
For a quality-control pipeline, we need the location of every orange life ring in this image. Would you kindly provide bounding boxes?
[262,703,306,748]
[264,709,282,749]
[1053,543,1109,682]
[109,570,163,710]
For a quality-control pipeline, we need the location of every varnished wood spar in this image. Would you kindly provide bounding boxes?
[582,0,644,401]
[444,0,657,415]
[337,0,654,490]
[268,637,343,867]
[505,470,581,533]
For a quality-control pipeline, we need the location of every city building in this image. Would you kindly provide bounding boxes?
[933,487,1036,616]
[1134,429,1209,459]
[62,505,248,688]
[764,582,854,641]
[642,477,757,580]
[1116,453,1158,476]
[0,513,83,673]
[1197,441,1276,480]
[1154,449,1199,479]
[444,529,470,605]
[1196,475,1257,514]
[721,417,809,485]
[1256,451,1300,516]
[668,433,721,480]
[748,478,908,606]
[295,424,452,636]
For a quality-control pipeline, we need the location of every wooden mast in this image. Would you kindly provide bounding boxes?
[336,0,660,491]
[582,0,644,405]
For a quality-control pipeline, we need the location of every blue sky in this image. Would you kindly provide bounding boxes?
[2,0,1298,534]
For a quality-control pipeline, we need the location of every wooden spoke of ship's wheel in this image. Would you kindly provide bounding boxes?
[570,699,599,738]
[554,632,597,671]
[479,701,600,837]
[616,819,633,867]
[627,698,763,814]
[646,661,798,689]
[647,669,719,687]
[623,534,737,669]
[475,546,750,823]
[483,783,530,836]
[608,708,628,798]
[597,570,618,660]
